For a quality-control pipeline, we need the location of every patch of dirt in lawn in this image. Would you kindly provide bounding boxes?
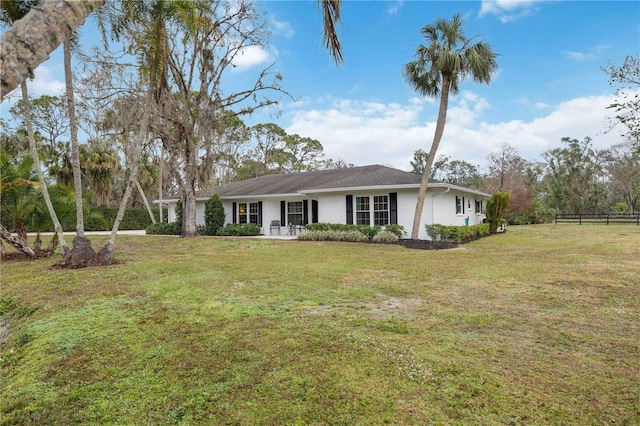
[305,297,422,320]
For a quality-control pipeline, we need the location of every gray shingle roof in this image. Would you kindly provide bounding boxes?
[204,165,425,198]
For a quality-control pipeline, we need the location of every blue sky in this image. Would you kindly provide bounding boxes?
[2,0,639,171]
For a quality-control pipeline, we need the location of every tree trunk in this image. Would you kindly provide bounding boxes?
[158,144,164,222]
[52,235,96,268]
[410,73,452,240]
[0,0,105,100]
[182,184,197,237]
[135,176,156,224]
[52,40,93,269]
[97,89,152,265]
[21,80,69,253]
[0,224,34,257]
[181,138,198,238]
[64,41,85,238]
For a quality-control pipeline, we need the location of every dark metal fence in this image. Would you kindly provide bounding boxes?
[555,213,640,225]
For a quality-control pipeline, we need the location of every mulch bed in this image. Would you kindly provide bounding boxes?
[396,239,460,250]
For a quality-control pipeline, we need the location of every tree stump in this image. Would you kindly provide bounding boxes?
[52,236,96,269]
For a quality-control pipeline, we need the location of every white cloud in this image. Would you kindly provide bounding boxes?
[270,17,294,38]
[479,0,541,22]
[0,64,65,117]
[387,0,404,15]
[564,44,611,62]
[282,92,628,172]
[231,45,271,70]
[28,64,66,97]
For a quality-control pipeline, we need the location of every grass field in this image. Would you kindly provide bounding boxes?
[1,225,639,425]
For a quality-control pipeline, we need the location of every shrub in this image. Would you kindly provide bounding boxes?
[201,194,225,236]
[217,223,261,236]
[84,215,109,232]
[304,222,403,239]
[611,202,630,214]
[91,207,163,230]
[424,224,449,241]
[372,230,399,244]
[424,223,490,243]
[297,230,369,242]
[383,224,406,238]
[486,192,510,233]
[146,222,181,235]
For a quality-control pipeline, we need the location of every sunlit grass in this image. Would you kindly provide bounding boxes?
[1,225,639,425]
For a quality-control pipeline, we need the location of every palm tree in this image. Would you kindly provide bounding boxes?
[47,140,74,188]
[81,141,117,206]
[63,36,86,239]
[0,0,70,253]
[403,13,498,239]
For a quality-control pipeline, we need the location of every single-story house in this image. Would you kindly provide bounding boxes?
[163,165,490,240]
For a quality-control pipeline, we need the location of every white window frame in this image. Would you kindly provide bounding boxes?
[355,195,390,226]
[475,199,482,214]
[287,201,304,226]
[355,196,370,225]
[456,196,463,215]
[373,195,389,225]
[239,202,259,224]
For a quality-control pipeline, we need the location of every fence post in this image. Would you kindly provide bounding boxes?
[555,213,558,225]
[579,214,582,225]
[607,214,609,225]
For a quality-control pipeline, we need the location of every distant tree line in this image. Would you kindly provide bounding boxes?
[410,135,639,224]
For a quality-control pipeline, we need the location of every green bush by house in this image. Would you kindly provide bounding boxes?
[305,223,406,239]
[217,223,261,236]
[424,223,491,243]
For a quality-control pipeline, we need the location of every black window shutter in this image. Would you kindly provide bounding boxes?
[258,201,263,226]
[346,195,353,224]
[280,201,286,225]
[232,202,237,224]
[463,197,465,214]
[303,200,309,225]
[389,192,398,225]
[312,200,319,223]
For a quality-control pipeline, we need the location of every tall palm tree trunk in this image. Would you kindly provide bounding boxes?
[21,81,69,253]
[64,41,85,237]
[410,73,452,240]
[158,145,164,222]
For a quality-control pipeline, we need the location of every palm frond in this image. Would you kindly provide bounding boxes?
[319,0,343,64]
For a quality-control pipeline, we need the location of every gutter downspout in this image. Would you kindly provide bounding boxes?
[431,188,450,228]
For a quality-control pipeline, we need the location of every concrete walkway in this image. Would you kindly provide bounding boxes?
[29,230,298,240]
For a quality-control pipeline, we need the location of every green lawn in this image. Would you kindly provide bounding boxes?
[1,225,639,425]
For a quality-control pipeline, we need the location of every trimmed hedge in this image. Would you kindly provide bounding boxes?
[297,230,370,242]
[424,223,491,244]
[146,222,181,235]
[217,223,261,236]
[304,223,406,239]
[93,207,165,231]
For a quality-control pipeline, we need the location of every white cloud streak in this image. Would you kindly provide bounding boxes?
[284,92,628,172]
[479,0,542,22]
[231,45,272,70]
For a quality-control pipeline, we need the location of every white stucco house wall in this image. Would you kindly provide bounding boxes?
[162,165,490,240]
